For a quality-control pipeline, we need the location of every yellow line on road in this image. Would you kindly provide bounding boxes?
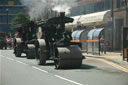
[98,59,128,72]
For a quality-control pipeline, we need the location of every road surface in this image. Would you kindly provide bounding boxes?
[0,50,128,85]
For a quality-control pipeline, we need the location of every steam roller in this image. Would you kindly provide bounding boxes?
[13,21,36,59]
[35,12,84,69]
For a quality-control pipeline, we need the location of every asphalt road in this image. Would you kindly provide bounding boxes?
[0,50,128,85]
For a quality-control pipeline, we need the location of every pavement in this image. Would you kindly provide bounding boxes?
[83,52,128,69]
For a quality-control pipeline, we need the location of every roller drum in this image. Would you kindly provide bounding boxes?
[27,44,35,59]
[55,46,82,69]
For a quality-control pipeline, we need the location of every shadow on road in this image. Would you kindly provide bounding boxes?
[43,63,54,66]
[18,56,26,58]
[38,61,55,66]
[80,64,96,70]
[53,64,96,70]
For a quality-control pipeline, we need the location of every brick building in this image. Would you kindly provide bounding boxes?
[113,0,126,50]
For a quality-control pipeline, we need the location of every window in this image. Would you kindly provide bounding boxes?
[0,1,8,5]
[94,2,104,12]
[117,0,124,8]
[8,1,14,6]
[104,0,111,10]
[0,16,7,23]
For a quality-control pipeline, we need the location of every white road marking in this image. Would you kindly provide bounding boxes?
[6,57,14,61]
[54,75,83,85]
[32,66,48,73]
[0,55,5,58]
[16,60,28,65]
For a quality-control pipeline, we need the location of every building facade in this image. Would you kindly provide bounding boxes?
[113,0,126,50]
[0,0,24,33]
[69,0,127,51]
[70,0,112,16]
[69,0,113,51]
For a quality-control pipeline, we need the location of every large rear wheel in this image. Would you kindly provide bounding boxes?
[54,59,60,69]
[35,39,47,65]
[14,38,22,57]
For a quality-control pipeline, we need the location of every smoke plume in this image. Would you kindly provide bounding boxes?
[20,0,78,19]
[20,0,47,19]
[51,0,77,15]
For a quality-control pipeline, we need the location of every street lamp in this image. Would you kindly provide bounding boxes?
[6,9,9,33]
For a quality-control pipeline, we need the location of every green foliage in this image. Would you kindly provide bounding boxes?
[76,0,82,2]
[11,12,30,32]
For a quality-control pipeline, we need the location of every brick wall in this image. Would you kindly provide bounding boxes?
[77,0,103,6]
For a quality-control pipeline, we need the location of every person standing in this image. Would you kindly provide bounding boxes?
[100,35,106,54]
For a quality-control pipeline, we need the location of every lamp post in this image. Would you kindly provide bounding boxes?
[6,9,8,33]
[111,0,114,51]
[123,0,127,25]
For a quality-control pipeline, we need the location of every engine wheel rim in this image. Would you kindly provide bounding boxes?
[36,48,41,64]
[36,46,40,58]
[55,60,59,69]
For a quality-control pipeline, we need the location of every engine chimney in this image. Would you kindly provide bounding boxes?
[60,12,65,32]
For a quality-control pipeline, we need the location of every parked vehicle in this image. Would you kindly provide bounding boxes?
[0,32,7,49]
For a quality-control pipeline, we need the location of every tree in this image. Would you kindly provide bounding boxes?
[11,12,30,32]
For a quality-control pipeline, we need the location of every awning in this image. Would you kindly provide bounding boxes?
[66,10,111,27]
[87,28,104,54]
[71,30,85,40]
